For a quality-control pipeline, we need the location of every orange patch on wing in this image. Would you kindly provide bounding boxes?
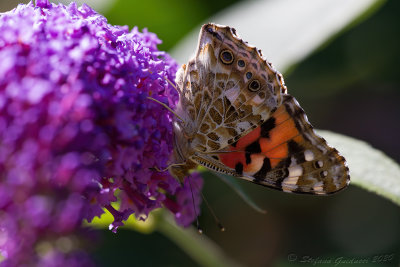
[259,107,300,167]
[220,148,266,174]
[273,105,290,123]
[264,142,288,168]
[235,126,261,148]
[245,154,265,173]
[293,135,304,144]
[219,150,246,170]
[220,105,302,172]
[219,127,261,170]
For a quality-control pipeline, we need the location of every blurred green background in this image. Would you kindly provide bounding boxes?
[1,0,399,266]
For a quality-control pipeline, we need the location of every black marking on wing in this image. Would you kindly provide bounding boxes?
[288,140,305,162]
[260,117,276,138]
[252,156,290,187]
[245,141,262,164]
[274,175,285,190]
[231,140,238,147]
[276,156,292,170]
[253,158,271,181]
[208,29,223,41]
[282,95,311,133]
[235,162,244,175]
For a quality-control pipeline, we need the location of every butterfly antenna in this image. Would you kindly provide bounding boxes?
[147,97,185,124]
[201,188,225,231]
[165,77,180,95]
[187,176,203,234]
[191,176,225,232]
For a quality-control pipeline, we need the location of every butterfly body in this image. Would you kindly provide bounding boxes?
[169,23,349,195]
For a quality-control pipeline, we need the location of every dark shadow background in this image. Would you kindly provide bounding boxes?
[1,0,399,266]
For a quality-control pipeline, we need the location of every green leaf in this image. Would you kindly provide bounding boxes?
[317,130,400,206]
[170,0,384,72]
[209,172,267,214]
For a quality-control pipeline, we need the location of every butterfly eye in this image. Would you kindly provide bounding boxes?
[248,79,261,91]
[220,49,234,65]
[238,60,245,68]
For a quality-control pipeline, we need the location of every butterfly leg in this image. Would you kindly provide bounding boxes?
[150,163,187,173]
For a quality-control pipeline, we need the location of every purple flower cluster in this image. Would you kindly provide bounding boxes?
[0,0,202,265]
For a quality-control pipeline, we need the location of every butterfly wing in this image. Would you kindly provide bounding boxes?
[174,23,349,194]
[175,24,287,153]
[216,95,350,194]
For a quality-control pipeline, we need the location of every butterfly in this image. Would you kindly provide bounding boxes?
[168,23,350,195]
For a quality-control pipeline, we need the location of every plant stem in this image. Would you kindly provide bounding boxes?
[156,212,242,267]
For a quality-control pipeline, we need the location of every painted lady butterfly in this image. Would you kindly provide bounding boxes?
[169,23,350,195]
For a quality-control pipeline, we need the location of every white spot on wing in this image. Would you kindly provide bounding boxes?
[225,86,240,103]
[282,176,299,193]
[283,176,299,185]
[288,165,303,177]
[317,144,327,153]
[282,188,294,193]
[282,164,303,193]
[237,121,251,131]
[252,95,263,105]
[313,181,324,194]
[304,150,314,161]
